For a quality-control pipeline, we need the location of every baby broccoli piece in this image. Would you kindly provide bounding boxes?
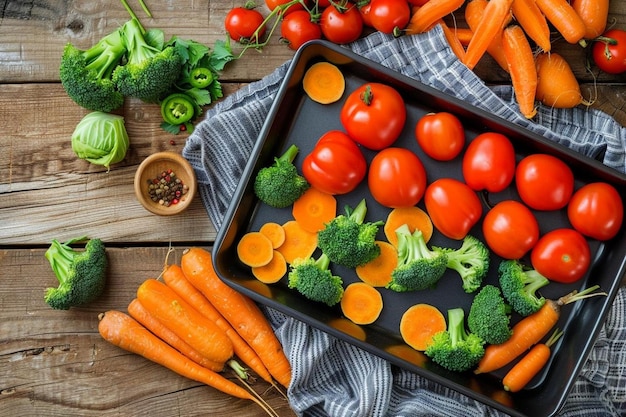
[59,28,127,112]
[425,308,485,372]
[317,199,384,268]
[498,259,550,317]
[112,18,182,103]
[468,285,512,345]
[387,224,448,292]
[288,253,344,307]
[253,144,310,208]
[434,235,490,293]
[44,236,107,310]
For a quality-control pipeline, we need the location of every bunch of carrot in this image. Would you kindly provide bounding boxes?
[404,0,611,118]
[98,247,291,416]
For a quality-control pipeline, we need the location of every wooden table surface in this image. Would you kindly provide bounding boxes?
[1,1,624,416]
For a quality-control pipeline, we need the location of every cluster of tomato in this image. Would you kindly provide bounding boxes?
[297,76,624,286]
[225,0,431,51]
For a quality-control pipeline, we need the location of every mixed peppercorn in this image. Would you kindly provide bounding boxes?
[147,169,188,206]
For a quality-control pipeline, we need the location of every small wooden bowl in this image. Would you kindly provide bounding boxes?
[134,152,197,216]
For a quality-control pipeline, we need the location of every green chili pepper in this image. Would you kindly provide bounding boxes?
[161,93,196,125]
[189,67,214,89]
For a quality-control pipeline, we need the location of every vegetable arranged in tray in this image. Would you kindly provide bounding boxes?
[212,40,626,417]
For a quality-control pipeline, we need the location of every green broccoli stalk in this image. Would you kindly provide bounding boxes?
[386,224,448,292]
[498,259,550,317]
[253,144,310,208]
[434,235,490,293]
[44,236,108,310]
[425,308,485,372]
[59,28,127,112]
[317,199,384,268]
[287,253,344,306]
[468,285,512,345]
[112,18,182,103]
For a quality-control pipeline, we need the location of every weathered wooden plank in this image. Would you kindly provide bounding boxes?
[0,246,296,417]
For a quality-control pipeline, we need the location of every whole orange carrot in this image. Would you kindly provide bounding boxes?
[502,25,538,119]
[127,298,224,372]
[404,0,465,35]
[571,0,610,39]
[162,263,274,384]
[511,0,551,52]
[98,310,254,401]
[502,329,563,392]
[136,278,234,364]
[534,0,587,44]
[463,0,514,70]
[475,286,606,374]
[181,247,292,388]
[464,0,510,72]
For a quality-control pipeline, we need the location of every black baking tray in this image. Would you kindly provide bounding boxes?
[213,40,626,417]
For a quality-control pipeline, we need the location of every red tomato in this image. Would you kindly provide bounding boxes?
[462,132,516,192]
[407,0,430,5]
[515,154,574,211]
[281,10,322,50]
[368,147,427,208]
[424,178,483,240]
[592,29,626,75]
[415,112,465,161]
[302,130,367,195]
[567,182,624,241]
[482,200,539,259]
[369,0,411,34]
[224,7,266,42]
[358,3,374,27]
[531,228,591,283]
[318,0,332,7]
[340,83,406,150]
[320,3,364,44]
[266,0,305,14]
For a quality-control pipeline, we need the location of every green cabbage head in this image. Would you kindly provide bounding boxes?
[71,111,130,170]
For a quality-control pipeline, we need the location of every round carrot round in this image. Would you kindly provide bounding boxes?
[355,240,397,287]
[341,282,384,325]
[399,303,447,351]
[237,231,274,267]
[252,250,288,284]
[384,206,434,247]
[302,62,346,104]
[259,222,286,249]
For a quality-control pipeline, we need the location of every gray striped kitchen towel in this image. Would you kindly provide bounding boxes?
[183,25,625,417]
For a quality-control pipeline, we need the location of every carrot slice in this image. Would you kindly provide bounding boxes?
[302,62,346,104]
[384,206,434,247]
[340,282,384,325]
[355,240,397,287]
[400,303,447,351]
[252,250,288,284]
[237,231,274,267]
[292,186,337,233]
[276,220,318,264]
[259,222,286,249]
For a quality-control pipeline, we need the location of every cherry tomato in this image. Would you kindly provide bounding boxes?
[369,0,411,34]
[340,83,406,150]
[368,147,427,208]
[415,112,465,161]
[281,10,322,50]
[266,0,305,14]
[515,153,574,211]
[224,6,266,42]
[317,0,332,7]
[462,132,516,192]
[320,3,364,44]
[424,178,482,240]
[302,130,367,195]
[482,200,539,259]
[531,228,591,283]
[567,182,624,241]
[592,29,626,75]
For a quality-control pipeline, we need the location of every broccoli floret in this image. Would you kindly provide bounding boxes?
[498,259,550,317]
[253,144,310,208]
[425,308,485,372]
[317,199,384,268]
[386,224,448,292]
[468,285,512,345]
[112,18,182,103]
[287,253,344,306]
[434,235,490,293]
[44,236,107,310]
[59,29,127,112]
